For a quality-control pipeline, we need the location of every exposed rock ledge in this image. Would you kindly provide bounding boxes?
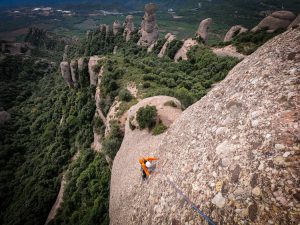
[110,96,182,225]
[110,28,300,224]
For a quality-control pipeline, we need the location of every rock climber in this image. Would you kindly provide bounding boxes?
[139,157,159,180]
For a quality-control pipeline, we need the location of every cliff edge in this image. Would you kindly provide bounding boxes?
[110,27,300,224]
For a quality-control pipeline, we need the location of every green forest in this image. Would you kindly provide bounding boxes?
[0,20,280,224]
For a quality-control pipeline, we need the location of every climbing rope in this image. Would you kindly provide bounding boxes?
[158,166,216,225]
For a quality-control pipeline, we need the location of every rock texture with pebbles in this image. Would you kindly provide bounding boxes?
[109,28,300,224]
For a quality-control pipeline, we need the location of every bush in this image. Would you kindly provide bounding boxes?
[175,87,195,109]
[152,122,167,135]
[143,82,151,88]
[118,89,133,102]
[136,105,157,129]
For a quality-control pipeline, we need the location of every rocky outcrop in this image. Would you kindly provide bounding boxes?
[88,56,102,86]
[113,20,121,35]
[158,33,176,58]
[252,11,296,33]
[109,27,300,224]
[60,61,73,87]
[0,111,10,125]
[224,25,248,42]
[174,38,198,62]
[78,57,88,73]
[289,13,300,29]
[113,46,118,55]
[196,18,212,42]
[123,15,135,42]
[70,59,78,87]
[63,45,69,61]
[138,3,159,46]
[212,45,246,60]
[110,96,182,225]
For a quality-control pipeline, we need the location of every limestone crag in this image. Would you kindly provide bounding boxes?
[138,3,159,46]
[63,45,69,61]
[70,59,78,87]
[123,15,135,42]
[196,18,212,42]
[158,33,176,58]
[110,28,300,224]
[77,57,88,73]
[174,38,198,61]
[289,13,300,29]
[224,25,248,42]
[60,61,73,87]
[252,10,296,32]
[113,20,121,35]
[88,56,102,86]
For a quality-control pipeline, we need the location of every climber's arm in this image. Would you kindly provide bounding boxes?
[145,157,159,161]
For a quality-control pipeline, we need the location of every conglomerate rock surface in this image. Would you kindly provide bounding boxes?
[109,27,300,224]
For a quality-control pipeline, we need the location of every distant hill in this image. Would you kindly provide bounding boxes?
[1,0,300,11]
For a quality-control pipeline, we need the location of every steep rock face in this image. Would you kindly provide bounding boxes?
[123,15,135,42]
[110,96,182,225]
[138,3,159,46]
[78,57,88,72]
[60,61,73,87]
[88,56,102,86]
[196,18,212,42]
[113,20,121,35]
[0,111,10,125]
[174,38,198,61]
[224,25,248,42]
[289,13,300,29]
[158,33,176,58]
[70,59,78,86]
[109,28,300,224]
[252,11,296,32]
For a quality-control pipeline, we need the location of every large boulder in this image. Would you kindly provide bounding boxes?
[0,111,10,125]
[289,13,300,29]
[224,25,248,42]
[109,27,300,224]
[196,18,213,42]
[158,33,176,58]
[88,56,102,86]
[138,3,159,46]
[113,20,121,35]
[174,38,198,61]
[70,59,78,87]
[252,10,296,33]
[60,61,73,87]
[110,96,182,225]
[123,15,135,42]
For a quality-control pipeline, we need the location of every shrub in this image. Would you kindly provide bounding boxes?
[136,105,157,129]
[143,82,151,88]
[175,87,195,109]
[118,89,133,102]
[152,122,167,135]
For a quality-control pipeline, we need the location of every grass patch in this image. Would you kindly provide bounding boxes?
[152,122,167,135]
